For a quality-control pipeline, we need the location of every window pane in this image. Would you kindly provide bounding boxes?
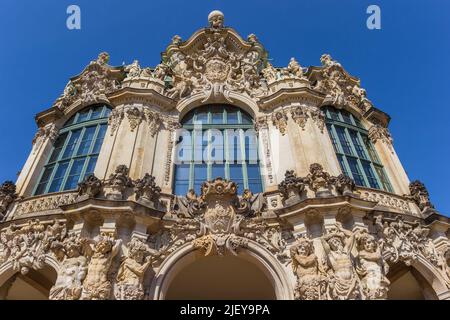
[35,165,55,195]
[211,163,225,179]
[241,112,253,124]
[63,158,86,190]
[103,107,112,118]
[327,125,339,153]
[347,158,366,187]
[174,181,189,196]
[48,133,68,163]
[62,129,82,159]
[247,163,263,193]
[76,109,90,123]
[90,106,103,120]
[375,166,393,192]
[83,156,98,178]
[174,164,191,196]
[77,126,96,156]
[329,108,340,121]
[363,135,380,163]
[341,110,352,124]
[335,127,353,155]
[227,111,238,124]
[194,163,207,182]
[48,162,69,193]
[361,161,380,189]
[337,154,350,176]
[92,124,107,154]
[195,112,208,124]
[349,130,368,159]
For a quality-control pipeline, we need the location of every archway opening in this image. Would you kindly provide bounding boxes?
[0,265,57,300]
[165,254,277,300]
[387,263,438,300]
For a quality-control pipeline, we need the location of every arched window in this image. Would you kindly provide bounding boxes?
[324,106,393,192]
[34,105,111,195]
[173,105,263,195]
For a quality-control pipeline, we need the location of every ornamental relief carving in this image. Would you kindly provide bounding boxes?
[313,54,373,113]
[32,124,58,155]
[289,217,449,300]
[55,52,120,111]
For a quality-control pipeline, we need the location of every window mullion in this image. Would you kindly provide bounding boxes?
[61,160,75,192]
[224,129,230,180]
[189,128,195,191]
[240,129,249,190]
[357,131,383,190]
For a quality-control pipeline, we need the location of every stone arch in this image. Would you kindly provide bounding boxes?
[387,256,449,300]
[176,91,260,121]
[149,241,293,300]
[0,255,58,300]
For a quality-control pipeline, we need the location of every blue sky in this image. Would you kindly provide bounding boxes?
[0,0,449,214]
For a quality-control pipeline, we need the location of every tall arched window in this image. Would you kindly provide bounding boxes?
[34,105,111,195]
[324,106,393,192]
[173,105,264,195]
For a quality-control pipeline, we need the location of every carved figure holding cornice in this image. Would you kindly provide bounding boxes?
[77,174,103,199]
[355,230,390,300]
[134,173,161,208]
[115,238,153,300]
[291,237,327,300]
[49,233,88,300]
[407,180,435,213]
[81,234,122,300]
[0,181,17,219]
[124,60,141,79]
[287,57,304,79]
[305,163,334,197]
[321,223,361,300]
[208,10,224,29]
[272,111,288,135]
[278,170,305,206]
[334,174,356,196]
[104,165,133,200]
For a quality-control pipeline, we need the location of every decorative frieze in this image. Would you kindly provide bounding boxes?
[358,188,412,214]
[14,192,78,215]
[32,124,58,154]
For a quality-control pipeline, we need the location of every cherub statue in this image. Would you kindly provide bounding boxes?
[208,10,224,29]
[81,234,122,300]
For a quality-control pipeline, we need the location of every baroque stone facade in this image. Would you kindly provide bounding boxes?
[0,11,449,300]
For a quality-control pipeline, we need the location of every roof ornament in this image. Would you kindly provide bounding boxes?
[208,10,224,29]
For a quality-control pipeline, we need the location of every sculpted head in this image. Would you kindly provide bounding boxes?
[357,233,377,253]
[327,236,344,251]
[294,238,314,257]
[208,10,224,29]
